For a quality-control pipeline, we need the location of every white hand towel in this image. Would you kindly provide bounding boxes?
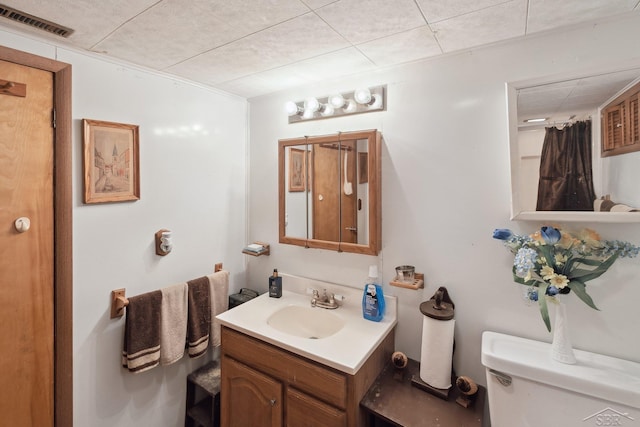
[208,270,230,348]
[159,282,188,365]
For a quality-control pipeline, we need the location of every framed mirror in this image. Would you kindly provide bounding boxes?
[507,64,640,223]
[279,129,381,255]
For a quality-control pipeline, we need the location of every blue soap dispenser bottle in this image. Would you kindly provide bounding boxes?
[362,265,385,322]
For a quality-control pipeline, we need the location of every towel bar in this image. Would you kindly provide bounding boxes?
[110,262,224,319]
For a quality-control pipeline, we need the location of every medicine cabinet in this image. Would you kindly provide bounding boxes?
[278,129,381,255]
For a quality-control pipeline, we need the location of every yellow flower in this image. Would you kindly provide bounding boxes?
[578,228,603,250]
[530,231,544,244]
[548,274,569,289]
[540,265,555,280]
[554,253,568,265]
[557,232,577,249]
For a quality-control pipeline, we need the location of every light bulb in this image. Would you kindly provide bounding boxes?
[284,101,301,116]
[329,94,346,109]
[302,108,315,119]
[354,88,372,105]
[304,97,320,113]
[369,93,383,109]
[343,99,357,113]
[320,103,334,117]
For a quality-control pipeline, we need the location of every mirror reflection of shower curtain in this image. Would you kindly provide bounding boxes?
[536,120,596,211]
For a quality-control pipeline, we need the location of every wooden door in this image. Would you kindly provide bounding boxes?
[221,356,283,427]
[0,60,54,426]
[312,141,357,243]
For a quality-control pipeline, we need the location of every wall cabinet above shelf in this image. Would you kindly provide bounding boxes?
[602,80,640,157]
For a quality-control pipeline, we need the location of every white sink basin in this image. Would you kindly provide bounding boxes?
[267,305,345,339]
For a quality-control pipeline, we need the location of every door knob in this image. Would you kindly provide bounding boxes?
[14,217,30,233]
[270,399,277,406]
[345,226,357,231]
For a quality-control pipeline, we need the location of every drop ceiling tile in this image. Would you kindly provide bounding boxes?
[315,0,426,44]
[431,0,527,52]
[93,0,313,70]
[202,0,311,34]
[166,12,349,85]
[1,0,160,48]
[415,0,510,23]
[267,47,375,83]
[527,0,638,34]
[357,26,441,66]
[301,0,339,10]
[216,47,375,98]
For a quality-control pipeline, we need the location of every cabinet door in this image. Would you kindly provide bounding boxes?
[603,102,625,151]
[221,356,283,427]
[286,387,346,427]
[628,92,640,146]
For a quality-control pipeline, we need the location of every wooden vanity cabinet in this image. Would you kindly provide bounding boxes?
[220,326,394,427]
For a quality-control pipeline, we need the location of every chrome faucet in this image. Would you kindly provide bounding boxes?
[310,288,341,309]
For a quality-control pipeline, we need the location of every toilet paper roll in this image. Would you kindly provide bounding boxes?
[420,315,455,389]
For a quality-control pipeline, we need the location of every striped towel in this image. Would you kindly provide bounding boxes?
[122,290,162,373]
[187,276,211,358]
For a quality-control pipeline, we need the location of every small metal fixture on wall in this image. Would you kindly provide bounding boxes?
[285,85,386,123]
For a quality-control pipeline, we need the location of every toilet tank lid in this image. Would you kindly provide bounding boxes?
[481,331,640,410]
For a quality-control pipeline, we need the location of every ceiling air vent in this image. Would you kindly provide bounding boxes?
[0,4,74,37]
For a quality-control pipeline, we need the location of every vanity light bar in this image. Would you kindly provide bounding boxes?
[285,85,386,124]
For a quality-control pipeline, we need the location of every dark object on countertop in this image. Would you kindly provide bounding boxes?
[228,288,259,309]
[269,268,282,298]
[455,375,479,408]
[392,351,408,380]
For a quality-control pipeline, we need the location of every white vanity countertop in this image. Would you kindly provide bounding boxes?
[216,274,397,375]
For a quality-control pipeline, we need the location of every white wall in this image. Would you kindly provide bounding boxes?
[1,29,248,426]
[247,13,640,389]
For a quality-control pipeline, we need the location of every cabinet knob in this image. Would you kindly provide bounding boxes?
[270,399,276,407]
[14,217,30,233]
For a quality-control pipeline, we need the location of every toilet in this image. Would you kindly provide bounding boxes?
[481,331,640,427]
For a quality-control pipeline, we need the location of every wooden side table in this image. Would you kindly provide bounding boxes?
[360,359,486,427]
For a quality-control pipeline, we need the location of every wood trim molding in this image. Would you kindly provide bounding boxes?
[0,45,73,427]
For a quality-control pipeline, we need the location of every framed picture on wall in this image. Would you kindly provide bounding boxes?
[82,119,140,204]
[288,147,306,192]
[358,152,368,184]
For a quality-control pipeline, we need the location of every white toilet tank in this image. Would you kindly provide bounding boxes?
[481,331,640,427]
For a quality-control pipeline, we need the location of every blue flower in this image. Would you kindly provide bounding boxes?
[546,286,559,296]
[540,226,561,244]
[527,288,538,301]
[492,229,513,240]
[514,247,537,278]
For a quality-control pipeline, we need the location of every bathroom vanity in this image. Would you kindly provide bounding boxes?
[216,274,397,427]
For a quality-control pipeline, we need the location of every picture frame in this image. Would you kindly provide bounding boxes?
[288,147,306,192]
[83,119,140,204]
[358,152,368,184]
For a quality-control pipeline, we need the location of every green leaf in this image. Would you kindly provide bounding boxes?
[575,254,619,282]
[537,283,551,332]
[573,258,606,266]
[538,245,555,267]
[568,279,600,311]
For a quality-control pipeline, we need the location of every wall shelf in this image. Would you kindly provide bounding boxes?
[242,241,270,256]
[390,273,424,290]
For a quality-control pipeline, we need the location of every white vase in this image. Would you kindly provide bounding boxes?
[551,298,577,364]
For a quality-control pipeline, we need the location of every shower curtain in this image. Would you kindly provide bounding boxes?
[536,120,596,211]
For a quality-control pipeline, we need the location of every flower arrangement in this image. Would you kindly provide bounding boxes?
[492,226,639,331]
